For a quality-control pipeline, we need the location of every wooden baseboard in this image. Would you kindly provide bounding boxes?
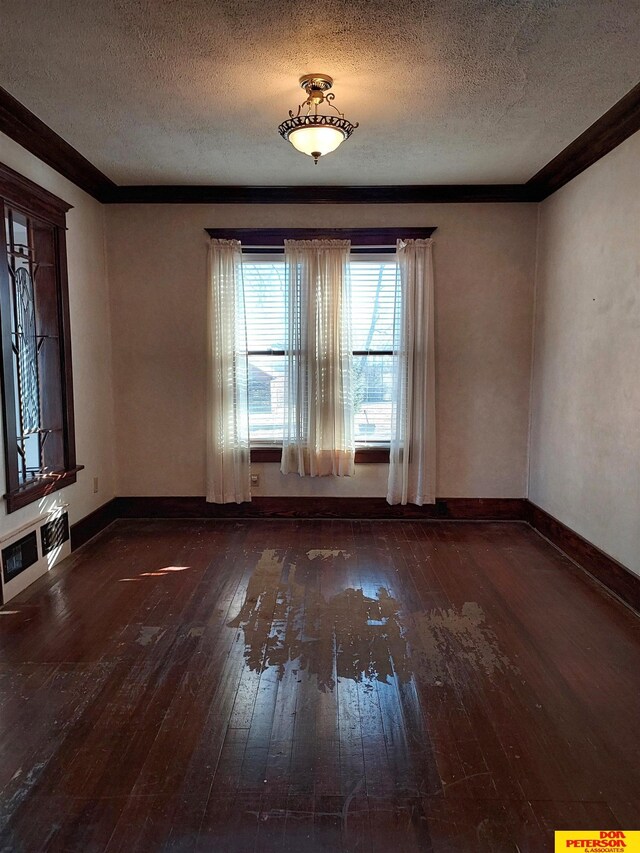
[70,498,118,550]
[525,501,639,612]
[112,495,528,521]
[69,497,525,551]
[69,495,638,613]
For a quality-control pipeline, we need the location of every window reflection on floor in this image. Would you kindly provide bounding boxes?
[228,548,513,693]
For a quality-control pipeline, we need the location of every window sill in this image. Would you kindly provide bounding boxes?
[4,466,84,514]
[250,447,389,464]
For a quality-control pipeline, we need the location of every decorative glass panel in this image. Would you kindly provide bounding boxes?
[6,211,42,483]
[14,265,40,433]
[0,166,77,513]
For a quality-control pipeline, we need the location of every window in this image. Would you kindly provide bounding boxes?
[243,259,286,444]
[350,260,396,445]
[206,226,436,469]
[0,163,80,513]
[243,255,397,448]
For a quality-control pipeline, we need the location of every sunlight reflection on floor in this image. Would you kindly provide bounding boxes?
[119,566,190,582]
[228,548,514,692]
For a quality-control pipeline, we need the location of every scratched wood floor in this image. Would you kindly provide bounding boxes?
[0,519,638,852]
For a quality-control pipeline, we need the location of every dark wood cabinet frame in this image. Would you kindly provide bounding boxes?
[0,162,82,513]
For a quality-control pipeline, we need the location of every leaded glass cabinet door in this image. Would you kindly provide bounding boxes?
[1,204,67,489]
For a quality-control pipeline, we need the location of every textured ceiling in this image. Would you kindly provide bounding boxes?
[0,0,639,186]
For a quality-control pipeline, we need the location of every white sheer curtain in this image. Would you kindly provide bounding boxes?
[387,238,436,505]
[280,239,355,477]
[206,238,251,503]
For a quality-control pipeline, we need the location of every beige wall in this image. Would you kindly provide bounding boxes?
[0,133,116,537]
[2,124,636,576]
[529,130,640,576]
[106,203,537,498]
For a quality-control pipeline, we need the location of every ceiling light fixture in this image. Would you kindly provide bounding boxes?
[278,74,358,164]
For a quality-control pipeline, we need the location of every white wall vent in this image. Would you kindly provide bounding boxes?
[0,504,71,604]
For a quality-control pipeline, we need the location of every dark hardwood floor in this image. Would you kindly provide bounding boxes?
[0,519,638,852]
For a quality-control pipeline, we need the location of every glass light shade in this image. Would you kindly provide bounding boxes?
[287,125,346,158]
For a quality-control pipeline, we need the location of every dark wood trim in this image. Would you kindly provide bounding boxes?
[2,79,639,206]
[70,498,118,550]
[113,495,526,521]
[67,495,639,612]
[207,227,435,245]
[111,184,534,204]
[526,501,639,613]
[0,161,71,228]
[250,447,391,464]
[250,447,281,463]
[355,447,390,464]
[527,80,640,200]
[0,201,18,497]
[0,87,117,203]
[249,350,392,357]
[4,466,84,514]
[0,189,80,514]
[56,225,78,477]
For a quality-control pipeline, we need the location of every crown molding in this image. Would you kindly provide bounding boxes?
[0,86,117,202]
[1,81,638,205]
[526,80,640,200]
[0,160,72,227]
[108,183,534,204]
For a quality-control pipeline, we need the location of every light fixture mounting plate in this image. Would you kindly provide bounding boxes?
[299,74,333,93]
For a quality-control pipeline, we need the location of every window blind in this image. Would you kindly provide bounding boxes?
[243,258,396,445]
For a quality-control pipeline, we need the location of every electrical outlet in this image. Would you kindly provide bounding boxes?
[250,473,260,487]
[93,477,99,494]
